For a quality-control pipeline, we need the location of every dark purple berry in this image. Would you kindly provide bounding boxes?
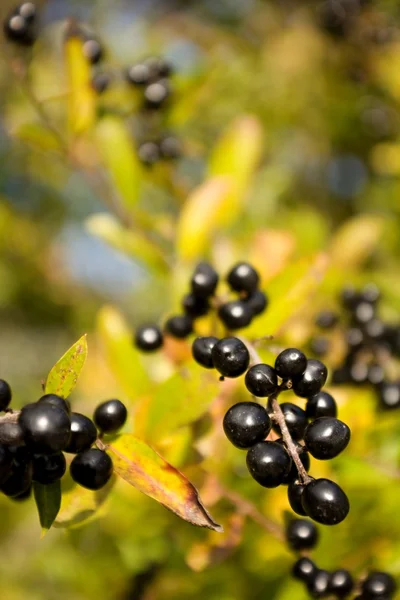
[0,380,12,411]
[288,480,308,516]
[275,348,307,380]
[292,359,328,398]
[361,571,396,598]
[38,394,71,415]
[211,337,250,378]
[227,262,260,293]
[218,300,253,330]
[292,557,317,582]
[246,441,292,488]
[329,569,354,597]
[244,290,268,316]
[306,391,337,419]
[19,403,71,455]
[135,324,163,352]
[164,315,193,339]
[286,518,319,551]
[272,403,308,441]
[70,448,113,490]
[191,262,219,298]
[182,293,210,318]
[192,336,219,369]
[304,417,350,460]
[301,478,349,525]
[223,402,271,449]
[32,453,66,484]
[64,413,97,454]
[245,364,278,397]
[93,399,127,434]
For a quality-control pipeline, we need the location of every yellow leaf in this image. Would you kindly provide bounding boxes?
[330,214,385,269]
[65,27,96,134]
[45,334,88,399]
[55,473,113,529]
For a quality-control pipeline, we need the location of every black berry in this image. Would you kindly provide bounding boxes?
[292,359,328,398]
[361,571,396,598]
[1,456,32,497]
[288,480,308,516]
[191,262,219,298]
[159,136,181,159]
[0,380,12,411]
[32,453,66,484]
[315,310,338,329]
[286,518,319,551]
[244,290,268,316]
[246,441,292,488]
[38,393,71,415]
[83,39,103,64]
[275,348,307,380]
[292,557,317,582]
[70,448,113,490]
[192,336,219,369]
[0,445,12,483]
[164,315,193,339]
[91,71,111,94]
[306,391,337,419]
[329,569,354,597]
[310,336,330,357]
[0,422,25,446]
[138,141,160,165]
[301,478,349,525]
[3,11,36,46]
[218,301,253,330]
[19,403,71,455]
[272,403,308,441]
[245,364,278,397]
[211,337,250,378]
[378,382,400,410]
[227,262,260,293]
[144,80,170,108]
[126,63,152,86]
[182,293,209,318]
[135,324,163,352]
[304,417,350,460]
[64,412,97,454]
[279,441,310,484]
[93,399,127,434]
[307,569,331,598]
[223,402,271,449]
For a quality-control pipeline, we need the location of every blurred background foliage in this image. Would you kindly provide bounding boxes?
[0,0,400,598]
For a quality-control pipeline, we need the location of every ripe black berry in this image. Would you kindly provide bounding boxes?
[164,314,193,339]
[144,80,170,108]
[244,364,278,397]
[361,571,396,598]
[1,454,32,497]
[315,310,338,329]
[182,293,209,318]
[244,290,268,316]
[159,136,182,159]
[361,283,381,305]
[32,453,66,484]
[18,3,36,22]
[329,569,354,597]
[378,381,400,410]
[83,39,103,64]
[273,403,308,441]
[246,441,292,488]
[64,412,97,454]
[275,348,307,380]
[126,63,152,86]
[19,403,71,455]
[304,417,350,460]
[38,393,71,415]
[0,445,12,483]
[192,336,219,369]
[353,301,375,325]
[292,359,328,398]
[93,399,127,434]
[3,12,35,46]
[306,391,337,419]
[341,286,361,310]
[91,71,111,94]
[138,141,160,165]
[310,336,330,357]
[227,262,260,293]
[307,569,331,598]
[143,56,173,79]
[279,441,310,484]
[292,557,317,582]
[135,324,163,352]
[211,337,250,378]
[301,478,349,525]
[70,448,113,490]
[223,402,271,449]
[288,480,308,516]
[0,422,25,446]
[191,262,219,298]
[218,301,253,330]
[286,518,319,551]
[0,379,12,411]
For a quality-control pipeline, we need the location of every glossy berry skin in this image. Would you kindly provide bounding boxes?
[144,80,170,108]
[306,391,337,419]
[32,453,66,484]
[288,481,308,516]
[223,402,271,449]
[70,448,113,490]
[304,417,350,460]
[315,310,338,329]
[137,141,160,165]
[0,379,12,410]
[19,403,71,455]
[292,557,317,582]
[164,315,193,339]
[218,300,253,330]
[292,359,328,398]
[38,393,71,415]
[1,449,32,497]
[286,518,319,551]
[159,136,181,160]
[227,262,260,293]
[64,413,97,454]
[272,403,308,441]
[135,324,163,352]
[0,422,25,446]
[245,290,268,316]
[83,39,103,64]
[301,478,349,525]
[245,364,278,397]
[92,72,111,94]
[279,441,310,484]
[378,382,400,410]
[3,12,35,46]
[361,571,396,598]
[211,337,250,378]
[126,63,152,86]
[310,336,330,357]
[246,441,292,488]
[94,400,127,434]
[18,3,36,22]
[191,262,219,298]
[192,336,219,369]
[307,569,331,598]
[329,569,354,597]
[0,445,12,484]
[182,293,209,318]
[275,348,307,380]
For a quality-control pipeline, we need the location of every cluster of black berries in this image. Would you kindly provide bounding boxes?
[289,517,397,599]
[310,284,400,410]
[0,379,127,500]
[134,262,268,352]
[3,2,37,46]
[316,0,369,39]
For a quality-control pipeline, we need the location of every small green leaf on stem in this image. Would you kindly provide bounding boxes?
[45,334,88,399]
[33,480,62,537]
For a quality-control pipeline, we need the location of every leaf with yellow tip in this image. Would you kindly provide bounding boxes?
[54,473,113,529]
[45,335,88,399]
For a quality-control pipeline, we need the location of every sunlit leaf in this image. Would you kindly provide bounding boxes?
[97,305,151,399]
[33,481,62,537]
[94,116,141,211]
[107,434,222,532]
[329,214,385,269]
[55,473,113,529]
[13,123,62,152]
[64,25,96,134]
[45,334,88,399]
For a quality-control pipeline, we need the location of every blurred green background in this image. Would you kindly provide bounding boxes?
[1,0,400,598]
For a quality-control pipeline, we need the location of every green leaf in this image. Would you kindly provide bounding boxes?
[107,434,222,532]
[55,473,113,529]
[94,116,141,212]
[33,481,62,536]
[45,334,88,399]
[329,214,385,269]
[97,305,151,399]
[144,365,219,442]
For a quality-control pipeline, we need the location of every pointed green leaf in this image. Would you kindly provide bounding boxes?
[45,334,88,399]
[330,214,385,269]
[33,481,62,536]
[107,434,222,532]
